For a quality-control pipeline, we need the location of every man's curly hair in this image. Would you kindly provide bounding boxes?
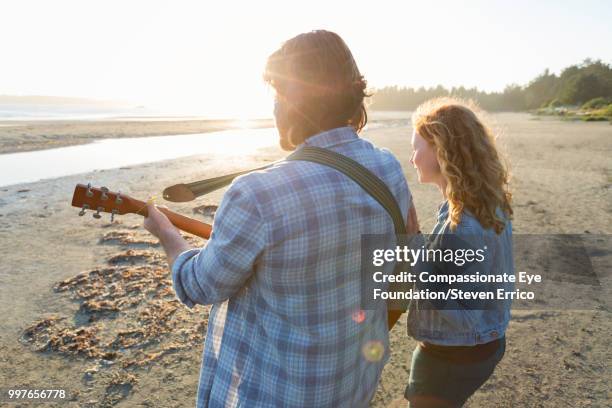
[264,30,369,149]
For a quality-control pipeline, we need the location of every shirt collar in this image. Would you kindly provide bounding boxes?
[297,126,359,150]
[438,200,479,223]
[437,200,449,221]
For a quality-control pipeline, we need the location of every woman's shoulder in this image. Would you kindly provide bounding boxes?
[436,202,511,237]
[455,211,485,234]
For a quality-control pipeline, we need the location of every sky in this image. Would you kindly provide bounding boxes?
[0,0,610,118]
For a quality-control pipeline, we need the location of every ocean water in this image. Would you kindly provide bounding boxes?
[0,128,278,187]
[0,107,408,187]
[0,104,163,121]
[0,103,275,122]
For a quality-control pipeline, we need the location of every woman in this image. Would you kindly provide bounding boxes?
[404,97,514,407]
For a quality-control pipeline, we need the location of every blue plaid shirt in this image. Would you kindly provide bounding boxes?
[172,126,411,407]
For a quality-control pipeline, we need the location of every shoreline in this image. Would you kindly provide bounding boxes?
[0,118,275,154]
[1,111,596,156]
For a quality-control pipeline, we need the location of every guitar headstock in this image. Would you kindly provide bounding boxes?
[72,183,138,221]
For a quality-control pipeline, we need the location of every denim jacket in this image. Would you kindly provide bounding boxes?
[406,200,514,346]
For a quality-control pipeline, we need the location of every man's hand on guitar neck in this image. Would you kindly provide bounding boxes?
[144,202,192,268]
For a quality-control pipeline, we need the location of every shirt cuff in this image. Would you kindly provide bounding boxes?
[171,248,201,309]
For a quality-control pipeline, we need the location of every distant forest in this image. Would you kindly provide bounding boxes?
[367,59,612,112]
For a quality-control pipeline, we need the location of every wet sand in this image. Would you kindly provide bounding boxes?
[0,118,274,154]
[0,113,610,407]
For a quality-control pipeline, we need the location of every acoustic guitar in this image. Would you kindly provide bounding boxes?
[71,183,212,239]
[71,183,404,330]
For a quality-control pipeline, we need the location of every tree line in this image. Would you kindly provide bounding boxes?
[367,59,612,112]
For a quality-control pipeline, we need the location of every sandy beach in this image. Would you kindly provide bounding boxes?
[0,113,610,407]
[0,118,275,154]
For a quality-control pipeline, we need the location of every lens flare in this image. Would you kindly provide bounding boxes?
[351,309,366,324]
[362,340,385,362]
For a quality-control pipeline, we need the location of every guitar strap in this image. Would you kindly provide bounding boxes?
[163,146,411,329]
[163,161,279,202]
[286,147,410,330]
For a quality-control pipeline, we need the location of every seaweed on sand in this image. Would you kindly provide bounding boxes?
[21,226,209,405]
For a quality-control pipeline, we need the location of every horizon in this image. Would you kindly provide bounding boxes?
[1,0,611,118]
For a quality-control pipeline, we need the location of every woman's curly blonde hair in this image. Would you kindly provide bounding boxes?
[412,97,513,234]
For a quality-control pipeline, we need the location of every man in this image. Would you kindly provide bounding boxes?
[144,30,414,407]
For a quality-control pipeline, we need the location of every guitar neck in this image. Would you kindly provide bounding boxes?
[129,197,212,239]
[72,183,213,239]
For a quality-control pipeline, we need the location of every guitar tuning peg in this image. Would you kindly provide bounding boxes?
[93,206,103,219]
[86,183,93,198]
[78,204,90,216]
[100,186,109,200]
[110,209,118,223]
[115,192,123,205]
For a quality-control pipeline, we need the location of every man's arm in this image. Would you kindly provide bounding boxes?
[387,201,421,331]
[143,179,267,308]
[144,202,191,268]
[406,201,420,235]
